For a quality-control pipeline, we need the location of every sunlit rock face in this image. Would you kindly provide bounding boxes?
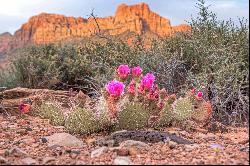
[0,3,191,54]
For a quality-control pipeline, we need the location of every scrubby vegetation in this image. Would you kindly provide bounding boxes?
[0,0,248,126]
[33,64,212,134]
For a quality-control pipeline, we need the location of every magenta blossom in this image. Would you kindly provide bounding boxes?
[117,64,130,79]
[128,80,136,94]
[132,66,142,77]
[197,91,203,98]
[147,88,159,101]
[140,73,155,90]
[105,80,125,98]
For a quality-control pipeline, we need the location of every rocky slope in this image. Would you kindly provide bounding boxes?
[0,3,191,56]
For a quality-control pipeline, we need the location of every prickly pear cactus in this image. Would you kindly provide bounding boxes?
[116,102,150,130]
[156,104,174,127]
[65,107,101,134]
[39,103,65,126]
[192,101,213,123]
[172,97,194,122]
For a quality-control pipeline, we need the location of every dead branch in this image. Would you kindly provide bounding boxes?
[87,9,113,42]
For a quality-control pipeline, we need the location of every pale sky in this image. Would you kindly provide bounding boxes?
[0,0,249,34]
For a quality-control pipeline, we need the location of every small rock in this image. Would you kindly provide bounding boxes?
[17,129,28,135]
[25,127,33,131]
[71,149,81,154]
[0,156,8,164]
[75,160,86,165]
[120,140,149,150]
[105,139,115,147]
[117,148,129,156]
[9,147,28,157]
[114,156,133,165]
[168,141,177,149]
[42,157,56,164]
[128,147,138,156]
[21,157,37,165]
[70,153,78,159]
[65,149,72,153]
[40,137,48,143]
[86,137,96,145]
[95,138,115,147]
[46,133,85,148]
[91,147,109,158]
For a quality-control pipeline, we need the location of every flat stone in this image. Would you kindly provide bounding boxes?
[114,156,133,165]
[9,147,28,157]
[75,160,86,165]
[42,157,56,164]
[45,133,85,148]
[120,140,149,150]
[0,156,8,164]
[21,157,37,165]
[91,147,109,158]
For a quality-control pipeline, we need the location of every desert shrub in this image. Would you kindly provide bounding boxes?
[64,107,104,134]
[0,64,21,88]
[38,102,65,126]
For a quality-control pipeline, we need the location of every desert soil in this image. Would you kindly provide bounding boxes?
[0,113,249,165]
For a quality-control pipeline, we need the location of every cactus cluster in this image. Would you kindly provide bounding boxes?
[64,107,101,134]
[35,65,213,134]
[38,102,65,126]
[156,103,174,127]
[192,101,213,123]
[116,102,150,130]
[172,97,194,122]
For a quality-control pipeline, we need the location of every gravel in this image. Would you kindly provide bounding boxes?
[0,114,249,165]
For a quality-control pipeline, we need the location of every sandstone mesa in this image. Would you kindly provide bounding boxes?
[0,3,191,55]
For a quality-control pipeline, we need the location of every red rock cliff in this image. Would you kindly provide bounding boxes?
[1,3,191,52]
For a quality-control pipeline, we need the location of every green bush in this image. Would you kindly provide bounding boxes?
[39,102,65,126]
[65,107,104,134]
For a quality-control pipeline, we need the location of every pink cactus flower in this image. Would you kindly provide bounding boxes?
[19,103,31,114]
[147,85,159,101]
[128,80,136,94]
[140,73,155,91]
[132,66,142,77]
[105,80,125,98]
[117,64,130,79]
[197,91,203,98]
[138,84,145,94]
